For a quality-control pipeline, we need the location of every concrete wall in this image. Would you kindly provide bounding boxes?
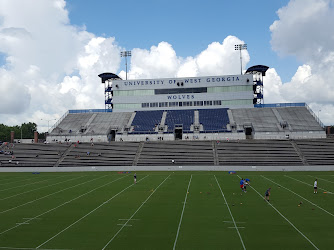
[254,131,326,140]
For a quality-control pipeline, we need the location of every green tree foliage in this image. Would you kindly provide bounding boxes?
[0,122,37,141]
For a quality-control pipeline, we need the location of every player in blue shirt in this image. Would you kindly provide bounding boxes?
[240,178,245,192]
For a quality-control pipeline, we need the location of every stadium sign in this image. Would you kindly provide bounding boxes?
[120,75,244,88]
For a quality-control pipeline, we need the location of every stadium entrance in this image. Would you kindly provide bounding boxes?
[174,125,183,140]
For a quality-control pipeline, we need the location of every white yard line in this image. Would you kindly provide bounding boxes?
[0,176,67,192]
[0,175,126,236]
[285,175,333,194]
[173,174,192,250]
[308,175,334,184]
[215,175,246,250]
[102,175,170,250]
[261,175,334,217]
[0,175,107,214]
[237,175,319,250]
[0,176,85,201]
[35,175,149,249]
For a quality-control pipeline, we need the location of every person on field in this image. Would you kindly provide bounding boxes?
[244,178,250,192]
[134,173,137,184]
[264,187,271,202]
[314,179,318,194]
[240,178,245,192]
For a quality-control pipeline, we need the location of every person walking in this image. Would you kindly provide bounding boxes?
[264,187,271,202]
[314,179,318,194]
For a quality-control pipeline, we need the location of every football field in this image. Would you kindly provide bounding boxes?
[0,171,333,249]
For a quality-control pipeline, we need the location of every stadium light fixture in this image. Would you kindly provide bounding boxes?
[234,44,247,75]
[120,51,132,80]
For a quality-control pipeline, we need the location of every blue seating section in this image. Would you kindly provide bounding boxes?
[198,108,230,132]
[131,110,163,132]
[165,110,194,132]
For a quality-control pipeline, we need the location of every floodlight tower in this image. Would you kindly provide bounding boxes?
[234,44,247,75]
[120,51,131,80]
[98,73,122,110]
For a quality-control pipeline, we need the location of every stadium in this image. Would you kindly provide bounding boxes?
[0,65,334,249]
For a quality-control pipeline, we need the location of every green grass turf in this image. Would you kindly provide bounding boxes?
[0,171,333,249]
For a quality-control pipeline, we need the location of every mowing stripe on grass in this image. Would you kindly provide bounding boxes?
[308,175,334,184]
[0,177,36,186]
[285,175,333,194]
[0,176,84,201]
[0,175,126,236]
[35,175,149,249]
[237,175,319,250]
[0,175,67,192]
[173,174,192,250]
[261,175,334,217]
[0,175,106,214]
[214,175,246,250]
[102,175,171,249]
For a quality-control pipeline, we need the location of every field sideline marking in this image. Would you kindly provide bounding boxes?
[0,175,66,192]
[237,175,319,250]
[261,175,334,217]
[215,175,246,250]
[35,175,149,249]
[0,176,84,201]
[285,175,333,194]
[308,175,334,184]
[172,175,192,250]
[0,175,108,214]
[102,175,171,250]
[0,175,120,236]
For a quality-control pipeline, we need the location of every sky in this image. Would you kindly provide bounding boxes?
[0,0,333,132]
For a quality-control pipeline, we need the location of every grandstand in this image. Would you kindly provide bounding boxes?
[46,104,325,143]
[2,139,334,167]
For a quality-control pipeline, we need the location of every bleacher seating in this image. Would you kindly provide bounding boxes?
[276,107,322,131]
[198,108,230,132]
[2,139,334,167]
[50,112,132,135]
[216,140,303,166]
[0,143,69,167]
[231,108,280,132]
[294,139,334,165]
[130,110,163,133]
[137,141,214,165]
[165,110,194,132]
[59,142,139,167]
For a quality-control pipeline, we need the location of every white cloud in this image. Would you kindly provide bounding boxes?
[126,36,249,80]
[268,0,334,125]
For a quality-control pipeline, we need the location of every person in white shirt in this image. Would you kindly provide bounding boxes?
[314,179,318,194]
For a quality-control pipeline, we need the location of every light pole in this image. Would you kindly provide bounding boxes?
[41,119,56,132]
[120,51,131,80]
[234,44,247,75]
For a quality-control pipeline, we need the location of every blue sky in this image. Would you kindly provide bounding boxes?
[67,0,296,82]
[0,0,333,129]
